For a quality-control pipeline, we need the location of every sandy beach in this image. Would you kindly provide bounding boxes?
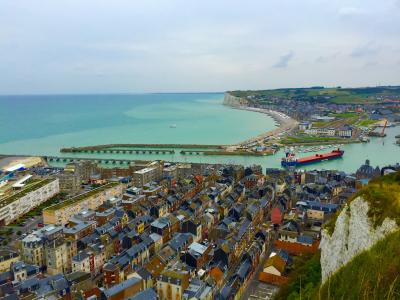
[0,156,43,170]
[231,106,298,146]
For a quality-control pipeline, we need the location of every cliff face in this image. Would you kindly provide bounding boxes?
[223,92,249,107]
[320,196,398,283]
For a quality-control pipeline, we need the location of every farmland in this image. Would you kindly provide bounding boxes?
[229,86,400,104]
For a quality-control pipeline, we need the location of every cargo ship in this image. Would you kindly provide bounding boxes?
[281,148,344,167]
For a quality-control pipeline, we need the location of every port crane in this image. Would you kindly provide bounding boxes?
[380,119,388,137]
[368,119,388,138]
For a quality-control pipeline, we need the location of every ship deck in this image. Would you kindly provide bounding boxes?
[297,151,343,163]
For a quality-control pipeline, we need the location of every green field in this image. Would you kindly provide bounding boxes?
[357,119,378,127]
[229,86,400,104]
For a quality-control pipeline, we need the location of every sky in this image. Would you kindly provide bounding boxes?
[0,0,399,94]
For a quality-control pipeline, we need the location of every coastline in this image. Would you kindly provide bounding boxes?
[59,93,297,156]
[232,106,299,146]
[223,92,299,146]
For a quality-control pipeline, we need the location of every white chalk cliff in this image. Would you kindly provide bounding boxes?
[223,93,249,107]
[320,196,398,283]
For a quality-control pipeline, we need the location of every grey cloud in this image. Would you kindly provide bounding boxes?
[316,52,340,63]
[0,0,399,94]
[364,61,378,68]
[338,7,365,17]
[351,42,379,58]
[273,51,294,68]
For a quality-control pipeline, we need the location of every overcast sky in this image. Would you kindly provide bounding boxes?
[1,0,399,94]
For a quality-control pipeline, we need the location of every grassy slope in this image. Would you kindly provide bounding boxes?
[275,231,400,300]
[319,230,400,300]
[274,252,321,300]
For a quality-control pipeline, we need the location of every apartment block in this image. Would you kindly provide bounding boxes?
[132,161,162,187]
[43,182,123,225]
[45,238,77,275]
[0,178,59,225]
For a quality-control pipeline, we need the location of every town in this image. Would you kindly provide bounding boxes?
[226,86,400,153]
[1,156,398,300]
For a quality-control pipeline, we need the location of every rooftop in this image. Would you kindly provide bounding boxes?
[44,182,120,211]
[134,167,157,175]
[0,178,56,207]
[103,277,141,297]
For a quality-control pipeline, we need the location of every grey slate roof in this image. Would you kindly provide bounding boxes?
[103,277,141,297]
[128,288,157,300]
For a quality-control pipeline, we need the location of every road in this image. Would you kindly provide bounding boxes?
[240,233,278,300]
[6,215,43,249]
[240,185,279,300]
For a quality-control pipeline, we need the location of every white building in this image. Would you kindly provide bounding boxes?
[305,127,335,136]
[336,126,353,138]
[72,251,91,274]
[133,167,159,187]
[72,248,105,276]
[0,178,59,225]
[298,121,312,131]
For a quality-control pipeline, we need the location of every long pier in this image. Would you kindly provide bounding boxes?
[180,150,203,155]
[60,143,224,153]
[60,149,175,155]
[44,156,136,165]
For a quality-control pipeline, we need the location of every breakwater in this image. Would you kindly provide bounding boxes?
[61,143,225,153]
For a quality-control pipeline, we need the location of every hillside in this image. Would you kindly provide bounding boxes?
[274,171,400,300]
[229,86,400,104]
[273,252,322,300]
[318,230,400,299]
[324,171,400,236]
[274,231,400,300]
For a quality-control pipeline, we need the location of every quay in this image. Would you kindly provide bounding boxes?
[180,150,273,156]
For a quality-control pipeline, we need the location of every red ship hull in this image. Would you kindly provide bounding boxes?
[281,149,344,167]
[297,150,344,164]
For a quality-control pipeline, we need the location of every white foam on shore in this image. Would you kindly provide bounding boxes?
[229,105,298,146]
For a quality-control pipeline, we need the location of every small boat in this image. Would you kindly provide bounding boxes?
[169,124,177,128]
[360,136,370,143]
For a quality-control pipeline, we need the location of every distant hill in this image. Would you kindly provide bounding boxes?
[229,86,400,104]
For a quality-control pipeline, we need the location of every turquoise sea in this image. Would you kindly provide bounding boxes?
[1,93,399,173]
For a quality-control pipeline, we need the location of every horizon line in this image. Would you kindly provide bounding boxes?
[0,84,399,97]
